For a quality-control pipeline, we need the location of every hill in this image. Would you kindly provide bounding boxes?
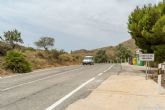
[72,39,136,58]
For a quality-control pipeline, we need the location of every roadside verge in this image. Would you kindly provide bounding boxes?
[66,63,165,110]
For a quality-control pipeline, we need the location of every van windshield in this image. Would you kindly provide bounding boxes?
[84,57,93,60]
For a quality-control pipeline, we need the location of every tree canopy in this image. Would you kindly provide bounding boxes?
[116,44,132,62]
[128,3,165,63]
[3,29,23,48]
[94,50,108,63]
[35,37,55,51]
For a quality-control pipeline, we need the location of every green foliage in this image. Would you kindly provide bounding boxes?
[35,37,55,51]
[72,54,82,62]
[94,50,108,63]
[128,3,165,62]
[116,44,132,61]
[3,29,23,48]
[50,49,61,59]
[152,44,165,63]
[4,51,32,73]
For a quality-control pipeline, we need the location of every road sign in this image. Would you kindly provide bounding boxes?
[139,54,154,61]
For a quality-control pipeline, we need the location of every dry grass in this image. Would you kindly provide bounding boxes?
[0,49,80,76]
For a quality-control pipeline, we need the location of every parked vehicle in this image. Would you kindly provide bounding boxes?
[82,56,94,65]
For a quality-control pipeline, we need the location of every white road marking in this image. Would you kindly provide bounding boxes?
[45,77,95,110]
[98,65,114,76]
[1,68,80,92]
[98,73,103,76]
[103,65,114,73]
[1,65,80,79]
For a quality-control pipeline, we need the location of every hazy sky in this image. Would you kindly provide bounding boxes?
[0,0,161,51]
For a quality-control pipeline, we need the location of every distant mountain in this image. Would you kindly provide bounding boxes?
[72,39,136,57]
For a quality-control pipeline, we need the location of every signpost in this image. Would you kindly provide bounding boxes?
[139,54,154,61]
[139,54,154,80]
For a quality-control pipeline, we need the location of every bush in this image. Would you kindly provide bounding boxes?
[72,55,82,62]
[95,50,108,63]
[50,49,60,59]
[36,51,45,59]
[4,51,32,73]
[59,54,73,62]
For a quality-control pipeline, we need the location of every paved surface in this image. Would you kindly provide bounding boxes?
[0,64,120,110]
[66,63,165,110]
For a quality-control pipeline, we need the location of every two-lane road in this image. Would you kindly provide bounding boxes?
[0,64,121,110]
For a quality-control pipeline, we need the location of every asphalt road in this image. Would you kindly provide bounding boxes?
[0,64,121,110]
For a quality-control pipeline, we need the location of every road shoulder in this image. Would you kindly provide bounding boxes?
[66,63,165,110]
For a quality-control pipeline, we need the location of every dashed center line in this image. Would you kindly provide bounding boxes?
[103,65,114,73]
[98,73,103,76]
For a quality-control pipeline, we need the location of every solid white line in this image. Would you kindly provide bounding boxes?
[1,68,80,92]
[45,77,95,110]
[98,73,103,76]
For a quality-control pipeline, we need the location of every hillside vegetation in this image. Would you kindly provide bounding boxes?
[0,30,82,75]
[0,38,136,76]
[0,47,82,76]
[72,39,136,61]
[0,28,136,76]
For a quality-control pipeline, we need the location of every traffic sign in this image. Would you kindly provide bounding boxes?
[139,54,154,61]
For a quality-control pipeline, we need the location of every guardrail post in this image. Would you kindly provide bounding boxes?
[158,74,161,94]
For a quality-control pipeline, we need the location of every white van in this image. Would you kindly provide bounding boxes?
[82,56,94,65]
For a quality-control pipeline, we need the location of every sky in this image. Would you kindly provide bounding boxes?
[0,0,161,51]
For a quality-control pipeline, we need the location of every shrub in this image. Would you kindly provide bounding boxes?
[50,49,60,59]
[72,55,82,62]
[59,54,73,62]
[95,50,108,63]
[36,51,45,59]
[4,51,32,73]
